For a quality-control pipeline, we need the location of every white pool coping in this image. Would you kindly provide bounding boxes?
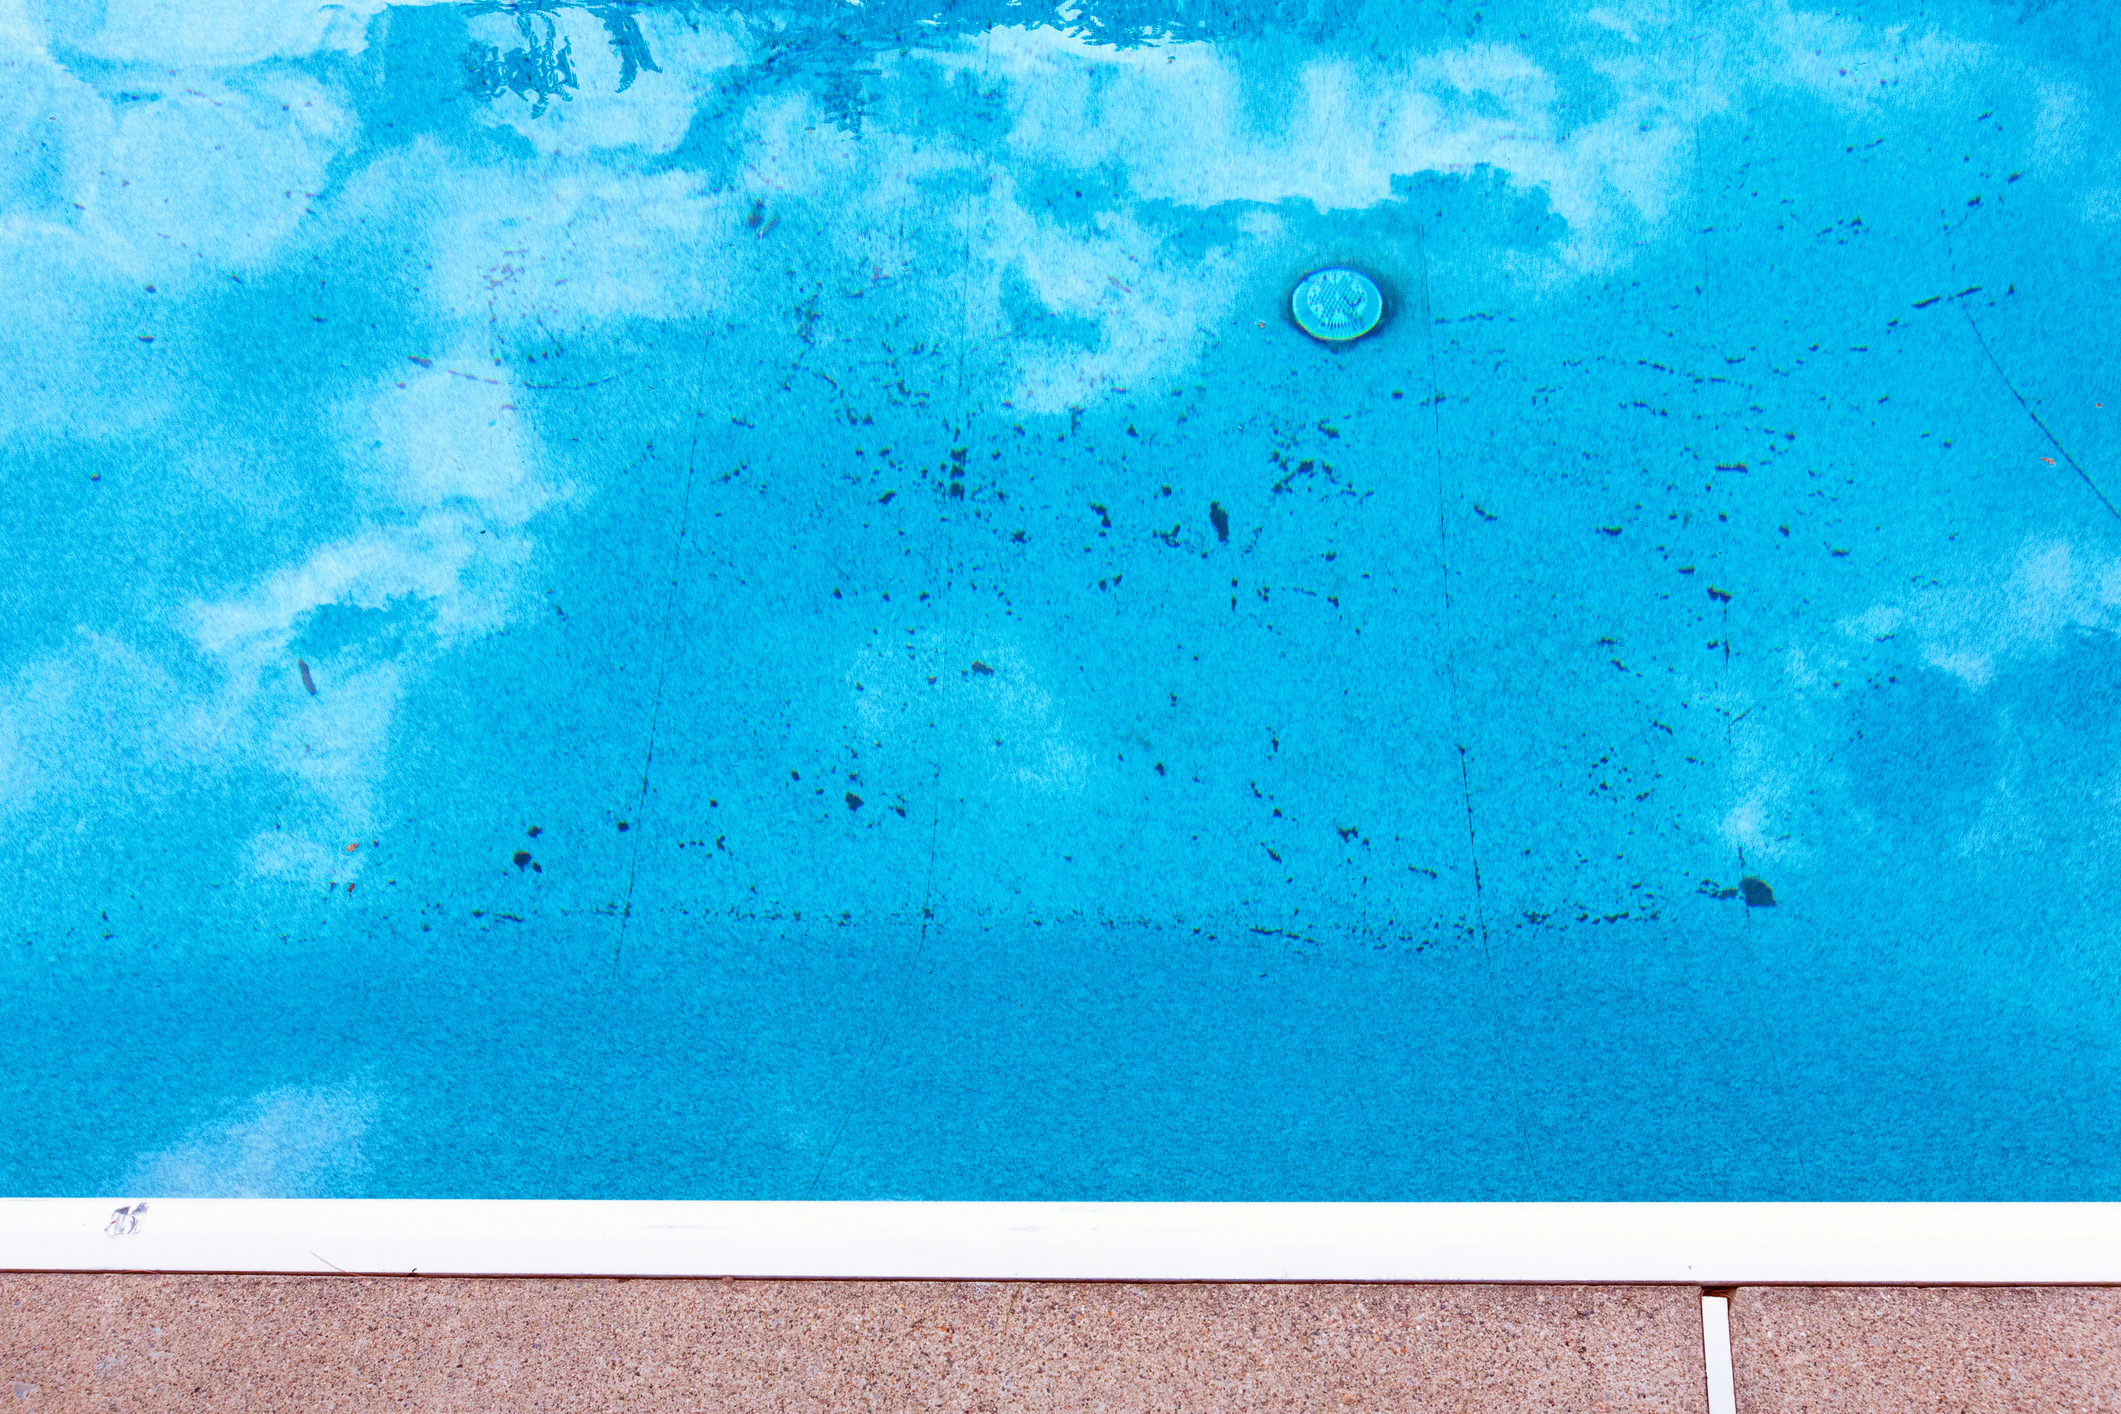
[5,1201,2119,1282]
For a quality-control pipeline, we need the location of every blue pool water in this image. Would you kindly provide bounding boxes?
[3,0,2118,1200]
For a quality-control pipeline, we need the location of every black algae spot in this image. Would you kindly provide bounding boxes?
[1740,876,1776,907]
[877,491,895,504]
[1154,762,1166,776]
[845,792,863,811]
[512,851,533,870]
[1599,526,1623,536]
[298,660,317,695]
[526,826,542,837]
[1209,502,1230,543]
[616,820,630,832]
[970,661,995,675]
[1708,586,1733,602]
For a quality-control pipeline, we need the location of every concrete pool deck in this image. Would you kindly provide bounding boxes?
[2,1277,2113,1411]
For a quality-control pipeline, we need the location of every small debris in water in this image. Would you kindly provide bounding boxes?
[298,660,317,695]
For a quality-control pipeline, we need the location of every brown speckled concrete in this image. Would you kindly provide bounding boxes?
[0,1277,1702,1412]
[1732,1287,2121,1413]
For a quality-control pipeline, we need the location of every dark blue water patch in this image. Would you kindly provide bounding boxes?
[1742,868,2121,1198]
[288,598,436,668]
[431,0,1400,74]
[999,267,1103,352]
[1986,629,2121,861]
[462,8,585,117]
[418,0,1677,158]
[362,4,542,159]
[1392,165,1568,253]
[1838,666,1995,843]
[2004,628,2121,778]
[9,885,2116,1198]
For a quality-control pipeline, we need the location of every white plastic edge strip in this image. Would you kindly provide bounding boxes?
[5,1201,2121,1281]
[1701,1295,1737,1414]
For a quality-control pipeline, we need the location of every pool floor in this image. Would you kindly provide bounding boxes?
[3,0,2120,1200]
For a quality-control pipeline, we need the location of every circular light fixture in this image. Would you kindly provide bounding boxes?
[1291,267,1384,342]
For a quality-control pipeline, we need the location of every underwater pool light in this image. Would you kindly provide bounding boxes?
[1291,267,1384,342]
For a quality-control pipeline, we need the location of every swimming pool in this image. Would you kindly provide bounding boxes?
[3,0,2116,1204]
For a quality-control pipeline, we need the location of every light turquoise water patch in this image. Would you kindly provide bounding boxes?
[2,0,2118,1199]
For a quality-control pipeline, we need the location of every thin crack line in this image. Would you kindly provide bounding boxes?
[1960,303,2121,521]
[606,429,700,984]
[806,106,978,1194]
[1417,227,1537,1184]
[546,335,708,1183]
[800,59,998,1195]
[803,488,953,1197]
